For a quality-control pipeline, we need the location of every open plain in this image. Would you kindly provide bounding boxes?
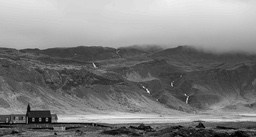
[2,113,256,136]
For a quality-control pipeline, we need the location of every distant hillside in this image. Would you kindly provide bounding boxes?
[1,45,256,115]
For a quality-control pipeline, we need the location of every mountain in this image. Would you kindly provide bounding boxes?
[1,45,256,115]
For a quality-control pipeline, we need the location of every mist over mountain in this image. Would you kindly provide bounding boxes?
[1,45,256,115]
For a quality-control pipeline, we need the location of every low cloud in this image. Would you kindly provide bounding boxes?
[0,0,255,53]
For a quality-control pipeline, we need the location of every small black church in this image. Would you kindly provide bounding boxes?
[26,104,52,124]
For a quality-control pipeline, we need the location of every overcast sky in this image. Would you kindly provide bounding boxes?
[0,0,256,51]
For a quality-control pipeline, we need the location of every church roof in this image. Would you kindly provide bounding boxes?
[27,110,51,118]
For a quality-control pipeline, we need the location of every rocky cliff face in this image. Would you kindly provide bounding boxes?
[1,46,256,115]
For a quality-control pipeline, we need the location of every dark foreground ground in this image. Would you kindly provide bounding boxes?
[1,121,256,137]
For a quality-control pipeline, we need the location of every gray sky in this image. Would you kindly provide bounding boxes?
[0,0,256,52]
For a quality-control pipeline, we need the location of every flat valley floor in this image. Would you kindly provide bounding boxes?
[2,113,256,137]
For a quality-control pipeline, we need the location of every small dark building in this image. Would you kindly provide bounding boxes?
[0,104,57,124]
[0,115,11,123]
[26,110,52,124]
[10,114,26,124]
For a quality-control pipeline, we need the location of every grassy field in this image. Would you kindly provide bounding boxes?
[1,121,256,137]
[2,113,256,136]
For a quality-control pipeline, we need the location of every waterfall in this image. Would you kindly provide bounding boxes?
[142,86,150,94]
[170,81,174,87]
[92,62,97,68]
[116,49,120,54]
[184,94,190,104]
[116,49,121,57]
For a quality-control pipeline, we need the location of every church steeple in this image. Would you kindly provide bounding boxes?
[27,103,31,113]
[26,104,31,124]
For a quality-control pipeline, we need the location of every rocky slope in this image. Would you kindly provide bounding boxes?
[1,46,256,115]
